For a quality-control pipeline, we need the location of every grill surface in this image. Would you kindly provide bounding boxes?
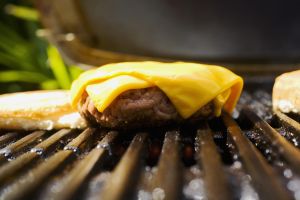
[1,88,300,200]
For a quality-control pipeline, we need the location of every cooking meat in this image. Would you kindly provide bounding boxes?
[79,87,214,129]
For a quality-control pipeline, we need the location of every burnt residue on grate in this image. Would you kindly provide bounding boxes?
[0,91,300,199]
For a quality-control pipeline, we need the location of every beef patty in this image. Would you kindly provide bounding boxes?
[78,87,214,129]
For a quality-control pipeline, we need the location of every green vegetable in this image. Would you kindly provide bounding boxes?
[0,1,83,93]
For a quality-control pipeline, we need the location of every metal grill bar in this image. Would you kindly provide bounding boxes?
[32,129,74,153]
[0,130,45,156]
[0,132,19,164]
[100,132,148,200]
[0,132,18,145]
[274,110,300,135]
[0,153,6,164]
[222,112,291,200]
[151,131,182,200]
[196,122,232,200]
[0,99,299,200]
[242,107,300,175]
[48,131,118,200]
[64,128,95,151]
[0,128,94,200]
[0,129,73,184]
[0,153,36,185]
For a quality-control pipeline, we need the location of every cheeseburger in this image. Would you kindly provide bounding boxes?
[70,61,243,129]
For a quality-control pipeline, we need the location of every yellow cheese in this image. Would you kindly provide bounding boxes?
[86,75,153,111]
[70,61,243,118]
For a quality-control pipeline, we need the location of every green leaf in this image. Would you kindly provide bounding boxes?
[0,21,27,45]
[24,21,49,73]
[69,65,83,81]
[0,51,21,68]
[0,33,29,59]
[5,4,39,21]
[0,70,50,83]
[47,45,71,89]
[40,80,60,90]
[0,51,37,70]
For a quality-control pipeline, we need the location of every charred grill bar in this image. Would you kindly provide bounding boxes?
[0,89,300,200]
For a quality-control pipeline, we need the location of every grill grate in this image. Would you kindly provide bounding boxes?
[0,90,300,200]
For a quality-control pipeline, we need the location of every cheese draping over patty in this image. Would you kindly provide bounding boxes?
[70,62,243,118]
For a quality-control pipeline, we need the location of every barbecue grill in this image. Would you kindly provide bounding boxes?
[1,1,300,200]
[1,85,300,200]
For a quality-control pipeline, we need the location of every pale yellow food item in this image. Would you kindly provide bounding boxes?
[71,61,243,118]
[273,70,300,113]
[0,90,86,130]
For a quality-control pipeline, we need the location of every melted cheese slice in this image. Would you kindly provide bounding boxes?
[70,62,243,118]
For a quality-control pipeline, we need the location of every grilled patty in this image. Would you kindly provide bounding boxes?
[79,87,214,129]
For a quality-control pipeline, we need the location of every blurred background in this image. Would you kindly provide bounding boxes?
[1,0,299,95]
[0,0,82,94]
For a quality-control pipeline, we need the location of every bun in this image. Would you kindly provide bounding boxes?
[0,90,86,130]
[273,70,300,114]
